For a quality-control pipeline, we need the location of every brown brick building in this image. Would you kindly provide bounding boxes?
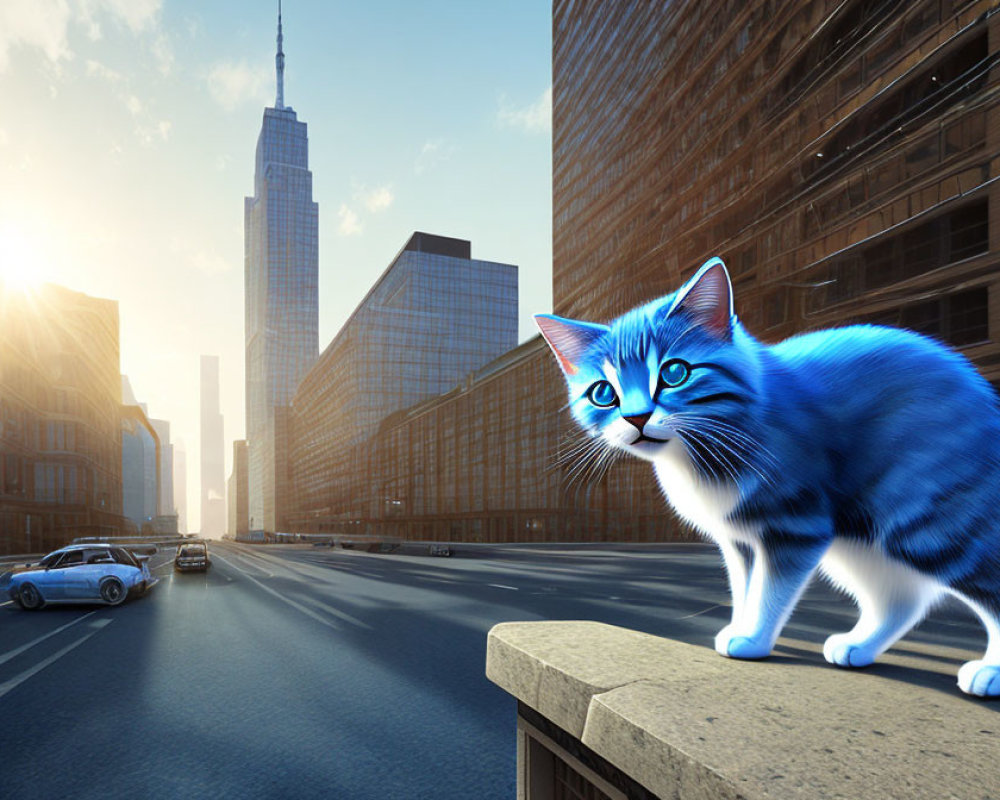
[285,1,999,542]
[0,282,127,552]
[370,339,673,542]
[553,0,1000,376]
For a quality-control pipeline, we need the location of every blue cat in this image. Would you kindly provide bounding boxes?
[536,257,1000,697]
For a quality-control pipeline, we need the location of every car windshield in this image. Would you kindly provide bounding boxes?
[38,551,63,568]
[179,546,205,557]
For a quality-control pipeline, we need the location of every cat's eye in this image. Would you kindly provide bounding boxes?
[658,359,691,388]
[586,380,618,408]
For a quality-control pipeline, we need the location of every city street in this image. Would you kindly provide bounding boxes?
[0,540,992,799]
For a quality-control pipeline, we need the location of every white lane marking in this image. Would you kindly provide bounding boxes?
[295,594,372,630]
[222,550,274,578]
[0,611,98,667]
[0,618,112,701]
[211,553,340,632]
[488,584,519,591]
[1,601,12,607]
[675,603,725,620]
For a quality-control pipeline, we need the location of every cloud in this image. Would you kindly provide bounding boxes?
[206,60,271,111]
[415,138,455,176]
[0,0,74,72]
[363,186,394,213]
[337,204,362,237]
[86,60,170,147]
[77,0,162,37]
[334,185,393,237]
[85,58,122,82]
[150,33,173,75]
[0,0,163,73]
[497,86,552,134]
[102,0,161,33]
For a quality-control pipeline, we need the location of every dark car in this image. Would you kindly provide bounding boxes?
[174,541,211,572]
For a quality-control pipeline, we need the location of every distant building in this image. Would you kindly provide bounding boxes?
[120,378,176,533]
[174,437,187,533]
[200,355,225,536]
[227,440,249,539]
[244,5,318,534]
[286,232,517,533]
[120,397,158,531]
[0,282,126,552]
[149,418,174,519]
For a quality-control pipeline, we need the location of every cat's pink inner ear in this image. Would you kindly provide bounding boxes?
[534,314,608,376]
[674,257,734,339]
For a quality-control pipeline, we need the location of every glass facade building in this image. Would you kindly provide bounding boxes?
[244,103,319,535]
[286,233,517,532]
[121,405,158,530]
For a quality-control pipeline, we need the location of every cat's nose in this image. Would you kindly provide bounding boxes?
[623,412,652,431]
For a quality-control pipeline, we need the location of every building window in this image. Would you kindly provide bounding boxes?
[861,287,989,348]
[808,199,989,312]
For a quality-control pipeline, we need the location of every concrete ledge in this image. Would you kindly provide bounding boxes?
[486,621,1000,799]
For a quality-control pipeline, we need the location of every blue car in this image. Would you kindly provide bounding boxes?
[6,544,157,610]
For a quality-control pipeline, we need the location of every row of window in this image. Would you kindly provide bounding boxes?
[803,198,989,311]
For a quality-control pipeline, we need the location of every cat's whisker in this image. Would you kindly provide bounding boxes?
[674,429,716,481]
[682,428,743,484]
[560,436,606,466]
[677,417,776,485]
[671,413,780,476]
[690,426,773,486]
[562,438,609,489]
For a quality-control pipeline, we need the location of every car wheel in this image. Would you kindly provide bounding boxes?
[100,576,127,605]
[18,582,44,610]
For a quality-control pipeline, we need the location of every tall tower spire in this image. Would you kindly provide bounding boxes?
[275,0,285,109]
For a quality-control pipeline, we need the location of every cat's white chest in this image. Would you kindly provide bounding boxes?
[653,440,751,543]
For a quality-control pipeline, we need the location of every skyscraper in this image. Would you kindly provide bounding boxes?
[244,4,319,534]
[200,355,225,536]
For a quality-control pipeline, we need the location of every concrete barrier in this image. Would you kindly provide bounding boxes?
[486,621,1000,799]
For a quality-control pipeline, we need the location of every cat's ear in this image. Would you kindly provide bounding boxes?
[669,257,735,340]
[534,314,608,376]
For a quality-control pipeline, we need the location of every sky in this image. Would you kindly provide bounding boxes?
[0,0,553,533]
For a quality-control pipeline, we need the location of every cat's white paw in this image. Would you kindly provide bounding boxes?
[823,634,876,668]
[715,625,771,659]
[957,661,1000,697]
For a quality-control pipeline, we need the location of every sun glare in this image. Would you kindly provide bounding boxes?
[0,226,47,291]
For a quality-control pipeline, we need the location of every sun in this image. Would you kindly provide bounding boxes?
[0,225,47,291]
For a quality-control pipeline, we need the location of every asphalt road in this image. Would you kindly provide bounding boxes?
[0,540,993,799]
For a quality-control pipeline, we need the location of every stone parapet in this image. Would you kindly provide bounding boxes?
[487,620,1000,799]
